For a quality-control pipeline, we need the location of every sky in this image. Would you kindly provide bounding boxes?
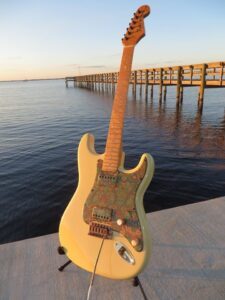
[0,0,225,81]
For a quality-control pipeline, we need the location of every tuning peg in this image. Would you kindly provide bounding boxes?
[127,27,133,31]
[126,27,132,33]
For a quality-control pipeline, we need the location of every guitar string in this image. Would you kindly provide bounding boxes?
[86,236,106,300]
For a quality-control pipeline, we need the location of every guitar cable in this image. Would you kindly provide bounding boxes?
[86,236,106,300]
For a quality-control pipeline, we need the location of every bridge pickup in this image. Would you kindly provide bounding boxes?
[89,222,112,239]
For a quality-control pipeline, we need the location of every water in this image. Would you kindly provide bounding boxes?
[0,80,224,244]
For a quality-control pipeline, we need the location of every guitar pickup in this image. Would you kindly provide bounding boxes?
[92,207,113,222]
[98,173,118,184]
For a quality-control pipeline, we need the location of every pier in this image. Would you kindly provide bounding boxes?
[1,197,225,299]
[65,61,225,111]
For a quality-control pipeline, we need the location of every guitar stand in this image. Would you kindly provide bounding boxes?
[57,246,72,271]
[131,277,148,300]
[57,246,149,300]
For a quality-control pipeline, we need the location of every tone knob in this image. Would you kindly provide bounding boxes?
[131,239,139,247]
[116,219,124,226]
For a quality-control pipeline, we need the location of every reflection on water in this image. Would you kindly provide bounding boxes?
[0,80,224,243]
[129,91,225,160]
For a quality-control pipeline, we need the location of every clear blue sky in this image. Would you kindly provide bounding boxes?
[0,0,225,80]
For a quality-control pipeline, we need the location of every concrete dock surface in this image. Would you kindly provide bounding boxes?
[0,196,225,300]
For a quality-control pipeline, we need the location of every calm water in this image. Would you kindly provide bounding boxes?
[0,80,224,244]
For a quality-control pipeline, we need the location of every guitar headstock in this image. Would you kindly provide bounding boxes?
[122,5,150,46]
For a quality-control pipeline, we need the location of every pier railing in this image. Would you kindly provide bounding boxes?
[65,61,225,111]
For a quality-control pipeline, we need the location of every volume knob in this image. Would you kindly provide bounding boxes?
[116,219,124,226]
[131,239,139,247]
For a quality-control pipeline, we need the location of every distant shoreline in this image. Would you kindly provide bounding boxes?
[0,78,65,83]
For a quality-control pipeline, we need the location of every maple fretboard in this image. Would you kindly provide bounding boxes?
[102,46,134,173]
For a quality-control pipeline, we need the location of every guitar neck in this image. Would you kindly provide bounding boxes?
[102,45,135,173]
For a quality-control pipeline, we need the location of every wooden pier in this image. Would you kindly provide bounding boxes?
[65,61,225,111]
[1,197,225,299]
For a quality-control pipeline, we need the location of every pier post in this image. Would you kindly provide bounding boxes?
[159,68,163,101]
[180,86,184,103]
[220,62,224,86]
[151,69,155,100]
[106,73,108,92]
[163,85,167,101]
[198,63,206,110]
[151,85,153,100]
[190,65,193,85]
[111,73,114,93]
[101,74,103,90]
[176,66,182,105]
[65,80,68,88]
[133,71,137,97]
[140,70,142,96]
[104,74,106,91]
[112,73,116,95]
[169,68,172,85]
[145,69,149,99]
[98,74,100,91]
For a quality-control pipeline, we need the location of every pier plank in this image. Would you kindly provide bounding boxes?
[0,197,225,300]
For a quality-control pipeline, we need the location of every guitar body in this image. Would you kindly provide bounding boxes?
[59,5,153,280]
[59,133,154,279]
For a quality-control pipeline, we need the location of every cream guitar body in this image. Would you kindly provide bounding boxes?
[59,133,154,279]
[59,5,154,280]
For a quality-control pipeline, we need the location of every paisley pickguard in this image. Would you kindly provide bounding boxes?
[83,158,147,251]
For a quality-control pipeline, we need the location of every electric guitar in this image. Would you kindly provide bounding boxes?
[59,5,154,280]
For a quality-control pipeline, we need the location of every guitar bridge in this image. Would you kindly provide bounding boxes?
[89,222,112,239]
